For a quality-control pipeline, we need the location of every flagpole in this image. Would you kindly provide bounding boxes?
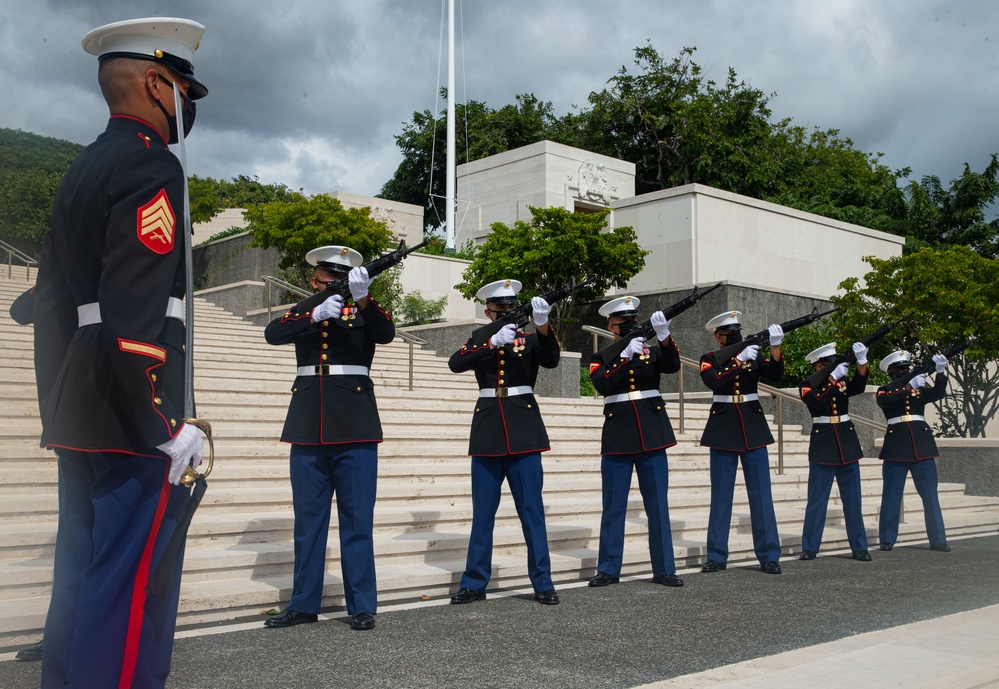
[445,0,456,250]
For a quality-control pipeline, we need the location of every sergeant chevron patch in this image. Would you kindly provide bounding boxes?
[136,189,176,254]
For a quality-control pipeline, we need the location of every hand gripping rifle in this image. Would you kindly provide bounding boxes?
[470,277,597,342]
[804,313,913,389]
[294,238,429,314]
[598,282,723,365]
[714,306,840,365]
[880,330,994,394]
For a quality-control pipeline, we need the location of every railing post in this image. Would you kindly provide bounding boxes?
[267,281,273,323]
[408,340,415,392]
[678,368,685,435]
[776,395,784,475]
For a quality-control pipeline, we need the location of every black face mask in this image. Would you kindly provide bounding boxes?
[888,365,911,380]
[617,319,639,336]
[719,330,743,345]
[155,75,197,144]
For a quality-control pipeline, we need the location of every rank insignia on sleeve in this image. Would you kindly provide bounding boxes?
[589,362,601,375]
[136,189,177,254]
[800,386,812,396]
[700,361,712,372]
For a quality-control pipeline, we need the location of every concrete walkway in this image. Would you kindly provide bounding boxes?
[2,534,998,688]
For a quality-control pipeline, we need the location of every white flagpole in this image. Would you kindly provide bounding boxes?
[445,0,456,250]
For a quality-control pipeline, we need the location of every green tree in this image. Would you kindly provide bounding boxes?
[246,194,394,289]
[398,290,448,326]
[895,155,999,258]
[457,207,648,333]
[830,246,999,437]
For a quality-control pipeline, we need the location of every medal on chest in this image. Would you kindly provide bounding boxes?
[513,336,526,354]
[341,305,358,321]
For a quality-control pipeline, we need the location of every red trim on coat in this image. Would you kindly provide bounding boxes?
[118,472,172,689]
[42,443,165,460]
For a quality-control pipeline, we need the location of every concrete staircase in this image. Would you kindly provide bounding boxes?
[2,273,999,646]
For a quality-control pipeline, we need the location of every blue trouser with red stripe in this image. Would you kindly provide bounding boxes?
[460,452,554,594]
[42,449,188,689]
[706,447,782,565]
[801,461,869,553]
[288,442,378,616]
[597,450,677,577]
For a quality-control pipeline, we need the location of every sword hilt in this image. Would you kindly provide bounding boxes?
[179,417,214,488]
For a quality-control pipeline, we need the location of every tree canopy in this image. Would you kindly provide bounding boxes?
[245,192,395,291]
[457,207,647,333]
[829,246,999,437]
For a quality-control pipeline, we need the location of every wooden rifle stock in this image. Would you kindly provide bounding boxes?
[804,313,912,389]
[470,277,596,343]
[713,306,839,365]
[598,282,723,365]
[293,239,429,314]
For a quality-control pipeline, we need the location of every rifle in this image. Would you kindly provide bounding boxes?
[880,330,993,393]
[470,277,597,343]
[598,282,723,365]
[713,306,839,365]
[804,313,912,389]
[294,238,429,314]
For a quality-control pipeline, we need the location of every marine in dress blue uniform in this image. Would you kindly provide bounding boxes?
[33,18,208,689]
[875,350,951,552]
[798,342,872,561]
[263,245,395,631]
[587,296,684,588]
[698,311,785,574]
[448,279,562,605]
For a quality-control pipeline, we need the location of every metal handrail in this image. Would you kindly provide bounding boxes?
[261,275,310,322]
[0,239,37,280]
[396,330,428,392]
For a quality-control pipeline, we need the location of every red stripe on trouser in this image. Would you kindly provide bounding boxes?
[118,473,172,689]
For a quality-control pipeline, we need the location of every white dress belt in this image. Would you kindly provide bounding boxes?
[887,414,925,425]
[712,393,760,403]
[297,365,370,377]
[78,297,185,327]
[603,389,662,405]
[813,414,851,424]
[478,386,533,398]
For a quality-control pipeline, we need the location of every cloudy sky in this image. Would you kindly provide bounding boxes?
[1,0,996,201]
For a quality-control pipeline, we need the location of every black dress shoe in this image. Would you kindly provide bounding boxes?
[761,561,782,575]
[929,543,952,552]
[450,588,486,604]
[534,589,560,605]
[879,543,894,551]
[263,609,318,628]
[701,560,726,573]
[652,573,684,587]
[588,572,619,587]
[351,613,376,630]
[799,550,816,561]
[852,550,872,561]
[15,640,43,662]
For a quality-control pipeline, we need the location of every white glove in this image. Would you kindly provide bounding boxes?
[768,324,784,346]
[311,293,344,323]
[933,353,947,373]
[531,296,551,327]
[490,323,518,348]
[852,342,868,365]
[736,344,759,363]
[910,373,927,389]
[622,336,646,359]
[831,363,849,381]
[651,311,671,341]
[158,424,205,486]
[349,266,372,301]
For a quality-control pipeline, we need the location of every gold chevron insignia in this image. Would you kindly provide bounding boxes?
[137,189,176,254]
